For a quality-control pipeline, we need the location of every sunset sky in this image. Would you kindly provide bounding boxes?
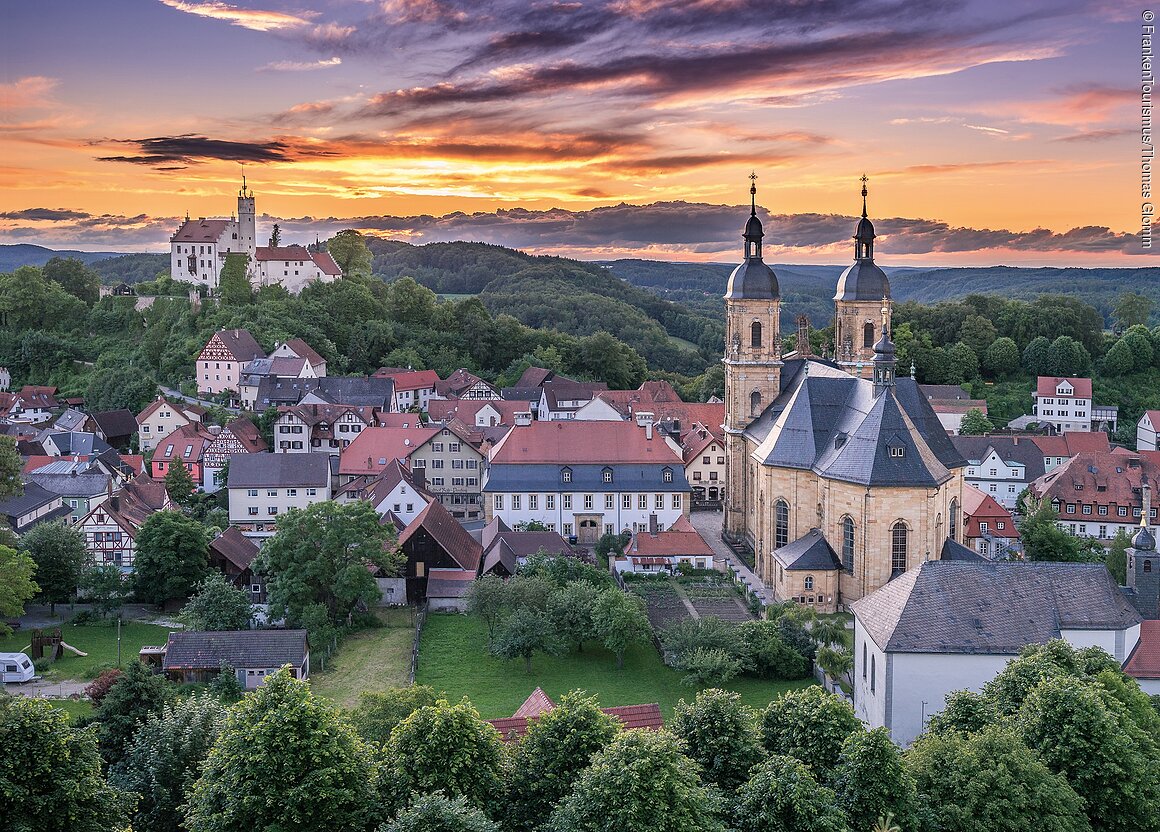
[0,0,1149,265]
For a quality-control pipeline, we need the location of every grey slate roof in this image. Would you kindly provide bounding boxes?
[950,435,1046,480]
[851,561,1142,655]
[501,387,541,403]
[483,463,689,493]
[27,468,112,498]
[90,409,137,441]
[37,431,112,456]
[253,376,395,409]
[940,538,987,561]
[834,259,890,301]
[227,453,330,488]
[725,257,779,300]
[53,408,88,432]
[773,528,841,571]
[746,361,964,487]
[0,481,68,529]
[162,629,307,671]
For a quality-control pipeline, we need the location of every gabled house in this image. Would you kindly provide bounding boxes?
[1032,376,1094,434]
[373,369,441,412]
[0,386,58,425]
[961,484,1019,558]
[614,515,716,576]
[253,245,341,293]
[151,424,213,489]
[536,378,609,421]
[76,476,170,570]
[86,409,138,449]
[161,630,308,688]
[426,399,526,428]
[53,408,88,433]
[37,430,112,457]
[1139,410,1160,452]
[480,517,577,576]
[682,422,726,507]
[252,375,396,412]
[269,338,327,376]
[397,498,482,607]
[136,396,206,453]
[336,459,434,527]
[207,526,264,602]
[273,404,376,455]
[0,482,71,534]
[852,560,1145,746]
[435,369,499,401]
[1030,451,1160,541]
[226,453,332,537]
[338,424,442,484]
[202,418,267,491]
[26,456,124,523]
[197,329,265,396]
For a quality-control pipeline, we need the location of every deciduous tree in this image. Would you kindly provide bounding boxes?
[1115,291,1152,329]
[180,572,253,631]
[0,435,23,499]
[959,408,993,435]
[547,582,599,651]
[257,501,399,626]
[134,510,210,605]
[546,730,724,832]
[0,544,38,637]
[21,522,86,614]
[490,606,565,673]
[385,793,498,832]
[327,230,373,278]
[163,458,196,504]
[671,688,763,791]
[504,691,620,832]
[217,253,253,306]
[350,685,439,747]
[0,696,130,832]
[43,256,100,304]
[730,754,847,832]
[95,660,175,766]
[185,669,378,832]
[759,686,862,778]
[832,727,920,832]
[111,694,226,832]
[983,336,1020,377]
[592,588,651,670]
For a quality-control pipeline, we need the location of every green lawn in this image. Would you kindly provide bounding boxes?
[311,608,416,708]
[0,621,173,681]
[45,699,94,721]
[416,613,813,720]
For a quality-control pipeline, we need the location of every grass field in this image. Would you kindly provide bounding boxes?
[0,621,173,681]
[415,613,813,720]
[44,699,94,720]
[311,608,416,708]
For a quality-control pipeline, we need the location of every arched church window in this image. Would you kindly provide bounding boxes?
[842,516,855,573]
[949,498,959,542]
[775,500,789,549]
[750,390,761,414]
[804,575,814,590]
[751,321,762,349]
[891,521,908,578]
[863,322,875,348]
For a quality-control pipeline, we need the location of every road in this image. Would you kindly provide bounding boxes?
[158,385,242,414]
[689,510,773,606]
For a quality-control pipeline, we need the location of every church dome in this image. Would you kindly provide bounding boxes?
[834,260,890,302]
[745,213,764,240]
[872,329,895,360]
[726,258,779,300]
[855,215,876,242]
[1134,523,1156,552]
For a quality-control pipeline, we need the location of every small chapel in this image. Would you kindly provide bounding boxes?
[722,176,979,612]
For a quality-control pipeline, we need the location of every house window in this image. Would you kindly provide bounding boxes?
[1120,507,1129,517]
[248,507,258,516]
[306,488,317,496]
[287,489,297,497]
[602,469,613,483]
[247,489,258,497]
[1098,506,1108,516]
[750,391,761,414]
[979,522,989,533]
[584,494,593,510]
[804,575,814,590]
[563,495,572,510]
[672,494,682,509]
[996,522,1005,530]
[604,523,613,535]
[563,523,573,536]
[889,446,904,458]
[891,522,908,578]
[870,654,876,692]
[267,507,278,515]
[842,516,855,573]
[605,494,615,509]
[623,494,632,509]
[864,322,875,348]
[529,495,538,510]
[663,468,673,483]
[562,468,572,483]
[638,494,647,510]
[546,495,555,510]
[1066,504,1075,513]
[694,471,703,481]
[512,495,522,510]
[655,494,664,509]
[1082,505,1092,515]
[774,500,789,549]
[494,495,504,511]
[267,489,278,497]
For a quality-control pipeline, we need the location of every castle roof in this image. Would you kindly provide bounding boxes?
[172,218,231,242]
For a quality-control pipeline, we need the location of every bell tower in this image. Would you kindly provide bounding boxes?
[237,172,257,262]
[723,173,781,541]
[834,176,891,376]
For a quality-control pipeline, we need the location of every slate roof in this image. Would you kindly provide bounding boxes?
[209,526,260,572]
[725,257,779,300]
[37,431,112,456]
[27,460,114,498]
[90,410,137,441]
[227,453,330,488]
[53,408,88,432]
[398,499,482,572]
[746,360,964,487]
[253,376,396,409]
[851,561,1142,654]
[950,435,1046,480]
[773,528,841,571]
[939,538,987,561]
[0,482,68,529]
[918,384,973,401]
[834,259,889,302]
[162,630,307,671]
[516,367,560,388]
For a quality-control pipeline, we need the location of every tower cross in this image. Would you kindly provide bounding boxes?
[860,174,869,218]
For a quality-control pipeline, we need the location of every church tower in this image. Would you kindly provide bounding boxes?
[834,176,891,376]
[1128,479,1160,619]
[237,173,257,262]
[723,174,781,540]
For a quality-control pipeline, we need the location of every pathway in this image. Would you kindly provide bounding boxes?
[668,581,701,620]
[690,510,774,606]
[5,679,88,699]
[159,385,242,415]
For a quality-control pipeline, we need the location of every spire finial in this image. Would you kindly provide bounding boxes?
[749,171,757,216]
[910,360,916,380]
[881,294,890,328]
[860,174,869,219]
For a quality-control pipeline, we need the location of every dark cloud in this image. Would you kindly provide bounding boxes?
[95,134,340,167]
[0,207,92,221]
[3,201,1144,258]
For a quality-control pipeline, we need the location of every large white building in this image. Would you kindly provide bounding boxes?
[1032,376,1093,433]
[170,180,339,294]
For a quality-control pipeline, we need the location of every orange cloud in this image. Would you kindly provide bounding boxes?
[0,76,59,111]
[157,0,316,31]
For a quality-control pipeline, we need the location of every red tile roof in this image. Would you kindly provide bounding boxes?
[629,526,715,557]
[1031,432,1110,458]
[154,423,213,464]
[338,425,441,476]
[426,399,526,425]
[310,250,342,276]
[514,687,555,718]
[487,697,664,743]
[172,218,230,242]
[1125,620,1160,680]
[222,418,267,453]
[1031,451,1158,516]
[282,338,326,368]
[255,244,312,261]
[373,369,441,392]
[1145,410,1160,430]
[489,421,681,465]
[1035,376,1093,399]
[203,329,265,363]
[961,485,1018,539]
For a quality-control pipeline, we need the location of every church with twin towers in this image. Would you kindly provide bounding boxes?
[168,177,342,294]
[722,176,978,612]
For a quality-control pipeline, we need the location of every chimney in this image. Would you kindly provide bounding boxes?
[515,411,532,426]
[1144,475,1152,525]
[636,411,655,439]
[649,514,658,537]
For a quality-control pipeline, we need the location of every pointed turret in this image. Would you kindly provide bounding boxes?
[871,296,896,393]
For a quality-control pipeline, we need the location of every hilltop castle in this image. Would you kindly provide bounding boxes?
[169,178,341,294]
[723,176,975,612]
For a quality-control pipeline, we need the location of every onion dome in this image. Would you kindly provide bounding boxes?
[726,174,780,300]
[1133,520,1156,552]
[834,175,890,302]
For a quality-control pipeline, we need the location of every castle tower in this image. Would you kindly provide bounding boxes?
[723,174,781,540]
[237,173,257,261]
[1128,479,1160,619]
[834,176,891,376]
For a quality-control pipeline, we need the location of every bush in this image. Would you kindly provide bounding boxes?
[69,610,102,626]
[680,647,742,687]
[738,620,810,680]
[84,668,124,706]
[33,658,51,673]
